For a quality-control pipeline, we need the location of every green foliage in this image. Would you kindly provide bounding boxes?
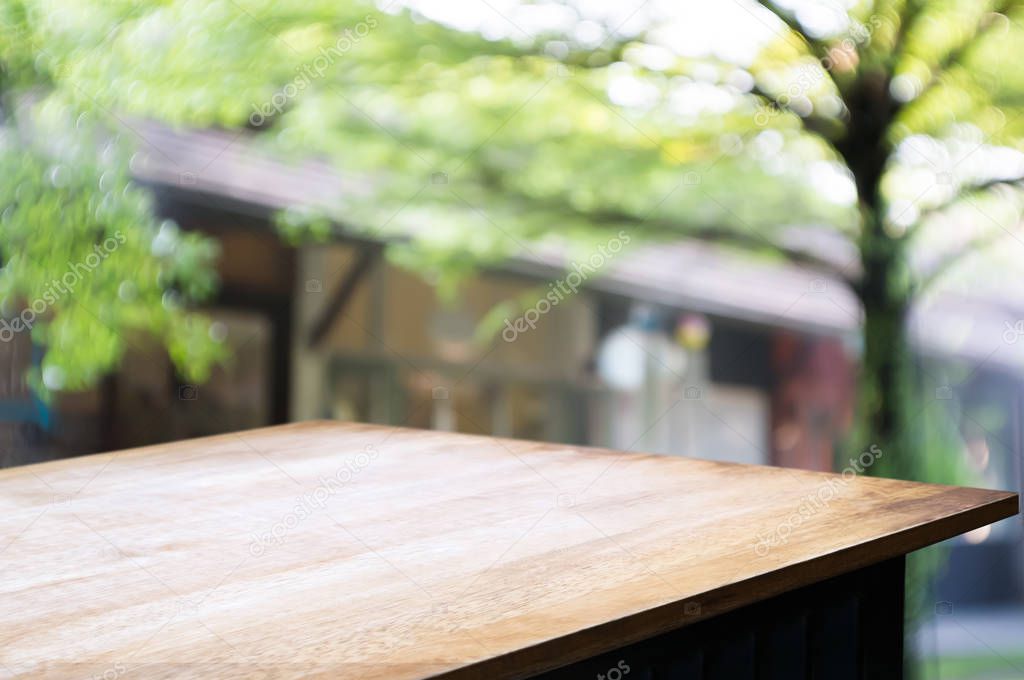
[0,95,225,393]
[11,0,1019,286]
[6,0,860,268]
[3,0,1023,449]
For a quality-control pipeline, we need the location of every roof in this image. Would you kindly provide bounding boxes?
[128,122,1024,374]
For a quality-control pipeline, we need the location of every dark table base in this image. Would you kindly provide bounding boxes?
[534,557,905,680]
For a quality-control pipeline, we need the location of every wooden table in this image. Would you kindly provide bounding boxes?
[1,421,1017,679]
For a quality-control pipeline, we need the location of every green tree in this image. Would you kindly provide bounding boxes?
[5,0,1021,470]
[0,2,226,393]
[5,7,1022,455]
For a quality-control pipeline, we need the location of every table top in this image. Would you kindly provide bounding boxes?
[1,421,1017,679]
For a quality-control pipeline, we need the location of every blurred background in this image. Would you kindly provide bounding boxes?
[2,0,1023,676]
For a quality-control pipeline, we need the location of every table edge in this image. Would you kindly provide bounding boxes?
[426,491,1019,680]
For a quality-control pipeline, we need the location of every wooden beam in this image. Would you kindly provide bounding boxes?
[307,245,381,348]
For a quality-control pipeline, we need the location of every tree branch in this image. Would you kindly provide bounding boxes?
[465,163,859,282]
[748,81,845,141]
[910,176,1023,237]
[917,227,1018,291]
[756,0,830,58]
[556,202,858,284]
[665,222,858,282]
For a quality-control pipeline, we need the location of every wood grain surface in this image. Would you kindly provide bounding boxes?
[0,421,1017,679]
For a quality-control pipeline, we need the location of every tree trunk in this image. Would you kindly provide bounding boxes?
[856,287,917,479]
[852,213,918,480]
[836,69,917,479]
